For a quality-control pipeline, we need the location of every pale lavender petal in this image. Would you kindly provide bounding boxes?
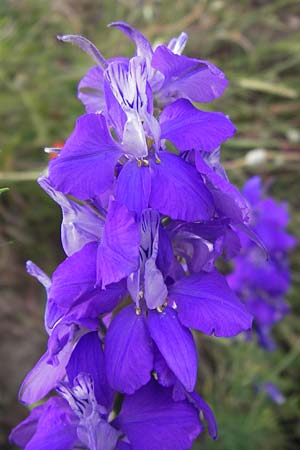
[152,45,228,103]
[105,58,149,157]
[26,260,51,291]
[97,199,140,287]
[78,66,105,113]
[57,34,107,68]
[167,32,188,55]
[149,152,214,221]
[66,332,113,409]
[169,270,253,337]
[144,258,168,309]
[117,380,202,450]
[19,333,75,405]
[80,421,120,450]
[148,307,197,392]
[116,161,151,217]
[160,99,235,152]
[140,209,168,309]
[38,176,103,256]
[105,306,153,394]
[49,114,122,200]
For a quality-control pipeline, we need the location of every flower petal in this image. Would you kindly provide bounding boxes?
[38,176,103,256]
[160,99,235,152]
[66,332,113,409]
[117,380,202,450]
[24,397,78,450]
[78,66,105,113]
[149,152,214,221]
[148,307,197,392]
[189,391,218,440]
[169,270,253,337]
[57,34,107,68]
[105,306,153,394]
[49,242,98,311]
[116,161,151,217]
[19,336,75,405]
[49,114,122,200]
[97,199,140,287]
[195,150,250,224]
[152,45,228,103]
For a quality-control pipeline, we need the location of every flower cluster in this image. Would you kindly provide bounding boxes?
[228,176,296,351]
[10,22,254,450]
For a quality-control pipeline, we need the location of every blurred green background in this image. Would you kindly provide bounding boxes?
[0,0,299,449]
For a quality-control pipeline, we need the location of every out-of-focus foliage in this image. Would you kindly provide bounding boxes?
[0,1,299,449]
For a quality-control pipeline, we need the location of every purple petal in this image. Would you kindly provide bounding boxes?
[24,397,78,450]
[9,402,48,448]
[66,331,113,409]
[78,66,105,113]
[108,22,153,62]
[149,152,214,221]
[117,380,202,450]
[242,176,262,205]
[49,242,97,311]
[195,151,250,224]
[169,270,253,337]
[116,161,151,217]
[49,114,122,200]
[66,280,126,324]
[160,99,236,152]
[153,345,177,387]
[105,306,153,394]
[117,442,132,450]
[97,199,140,287]
[189,391,218,440]
[152,45,228,103]
[148,307,197,392]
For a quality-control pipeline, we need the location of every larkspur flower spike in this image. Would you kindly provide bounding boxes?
[11,22,257,450]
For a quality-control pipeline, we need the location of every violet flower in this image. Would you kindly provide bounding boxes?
[228,176,296,350]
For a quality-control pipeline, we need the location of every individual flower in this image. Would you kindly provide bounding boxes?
[12,332,208,450]
[49,23,236,222]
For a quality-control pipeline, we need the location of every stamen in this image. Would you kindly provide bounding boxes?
[135,306,142,315]
[155,156,161,164]
[137,159,142,168]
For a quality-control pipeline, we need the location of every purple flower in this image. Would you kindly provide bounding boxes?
[11,332,204,450]
[228,176,295,350]
[74,21,228,108]
[50,24,236,222]
[104,209,252,394]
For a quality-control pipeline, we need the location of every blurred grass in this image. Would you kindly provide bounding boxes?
[0,1,299,449]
